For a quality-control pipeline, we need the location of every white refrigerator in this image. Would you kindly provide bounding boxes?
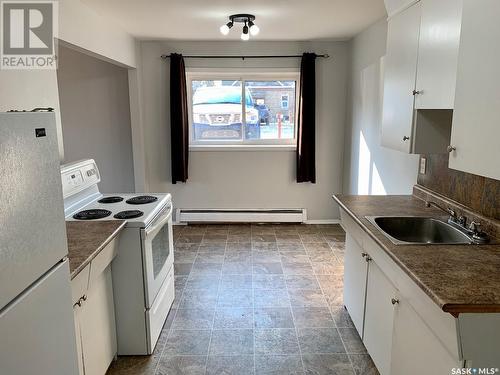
[0,112,79,375]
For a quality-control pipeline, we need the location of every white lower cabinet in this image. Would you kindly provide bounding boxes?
[363,261,398,375]
[71,239,119,375]
[343,234,368,336]
[391,295,458,375]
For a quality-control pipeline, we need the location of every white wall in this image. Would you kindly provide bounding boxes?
[135,41,349,220]
[57,46,135,193]
[343,19,418,195]
[0,0,137,160]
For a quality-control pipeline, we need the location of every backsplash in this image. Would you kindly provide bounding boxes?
[417,154,499,220]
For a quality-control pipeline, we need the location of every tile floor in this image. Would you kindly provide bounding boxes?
[107,224,378,375]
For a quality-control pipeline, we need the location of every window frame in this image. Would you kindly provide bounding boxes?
[186,69,300,149]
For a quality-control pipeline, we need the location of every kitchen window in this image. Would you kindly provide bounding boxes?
[187,71,299,148]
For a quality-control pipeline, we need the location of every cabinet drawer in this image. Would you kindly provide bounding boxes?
[89,238,118,288]
[71,264,90,305]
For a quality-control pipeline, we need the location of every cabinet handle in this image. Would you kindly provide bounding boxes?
[365,255,372,262]
[412,90,421,95]
[391,298,400,305]
[82,294,87,302]
[402,136,410,141]
[361,252,368,258]
[447,145,456,153]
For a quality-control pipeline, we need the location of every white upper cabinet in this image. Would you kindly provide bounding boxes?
[449,0,500,180]
[381,0,463,153]
[381,2,422,153]
[414,0,463,109]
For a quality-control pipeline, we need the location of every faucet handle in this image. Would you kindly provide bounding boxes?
[469,221,481,233]
[457,215,467,226]
[447,208,457,218]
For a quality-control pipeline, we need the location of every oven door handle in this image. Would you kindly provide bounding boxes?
[143,203,172,238]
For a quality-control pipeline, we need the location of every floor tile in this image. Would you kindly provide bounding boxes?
[252,251,281,263]
[171,308,215,330]
[202,234,227,243]
[206,355,254,375]
[174,263,192,276]
[330,305,355,328]
[174,243,200,252]
[220,274,253,290]
[308,251,337,263]
[252,234,277,242]
[301,354,354,375]
[312,262,343,275]
[176,234,204,244]
[254,329,300,355]
[297,328,346,354]
[174,251,198,263]
[209,329,254,355]
[253,275,286,290]
[226,242,252,251]
[195,252,225,263]
[279,252,310,264]
[292,307,335,328]
[288,289,328,307]
[106,355,157,375]
[285,275,320,290]
[222,261,253,275]
[198,243,226,252]
[227,234,252,242]
[156,355,206,375]
[218,289,253,307]
[281,262,314,275]
[299,234,325,242]
[214,307,254,329]
[254,289,290,308]
[338,328,367,354]
[255,355,304,375]
[254,308,295,328]
[349,354,379,375]
[163,330,211,355]
[179,289,218,309]
[186,275,220,290]
[190,262,222,276]
[224,251,252,263]
[252,242,278,251]
[253,262,284,275]
[278,243,306,252]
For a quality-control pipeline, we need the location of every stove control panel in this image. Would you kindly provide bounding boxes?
[60,159,100,198]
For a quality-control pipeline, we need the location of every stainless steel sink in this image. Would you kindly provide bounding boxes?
[365,216,473,245]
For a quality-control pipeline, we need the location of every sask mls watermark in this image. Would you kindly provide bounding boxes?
[1,1,58,69]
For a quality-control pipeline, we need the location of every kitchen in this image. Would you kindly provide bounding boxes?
[0,0,499,374]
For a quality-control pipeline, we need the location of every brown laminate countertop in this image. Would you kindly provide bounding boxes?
[66,220,126,279]
[333,194,500,316]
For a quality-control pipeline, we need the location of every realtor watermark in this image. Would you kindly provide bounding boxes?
[1,0,58,69]
[452,368,499,375]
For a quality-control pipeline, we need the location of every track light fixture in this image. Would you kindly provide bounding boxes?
[220,14,259,41]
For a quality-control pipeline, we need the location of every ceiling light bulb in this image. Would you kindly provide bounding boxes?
[248,21,260,36]
[241,32,250,41]
[220,21,232,35]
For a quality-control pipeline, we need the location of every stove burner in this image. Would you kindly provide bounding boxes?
[114,210,144,219]
[98,196,124,204]
[126,195,158,205]
[73,209,111,220]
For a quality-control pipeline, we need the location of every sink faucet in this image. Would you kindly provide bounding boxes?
[425,201,457,221]
[425,201,490,244]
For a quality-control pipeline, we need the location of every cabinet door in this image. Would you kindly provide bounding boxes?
[449,0,500,180]
[73,305,85,375]
[343,234,368,337]
[363,261,398,375]
[381,2,421,153]
[415,0,463,109]
[391,295,458,375]
[80,267,117,375]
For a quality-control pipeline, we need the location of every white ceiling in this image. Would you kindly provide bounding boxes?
[81,0,387,41]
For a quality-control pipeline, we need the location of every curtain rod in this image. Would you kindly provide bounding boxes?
[160,53,329,60]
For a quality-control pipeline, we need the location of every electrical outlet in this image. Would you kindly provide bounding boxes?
[420,157,427,174]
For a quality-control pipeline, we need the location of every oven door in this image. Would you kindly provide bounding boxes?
[140,203,174,307]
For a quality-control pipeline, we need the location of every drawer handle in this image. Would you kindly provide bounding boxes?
[391,298,400,305]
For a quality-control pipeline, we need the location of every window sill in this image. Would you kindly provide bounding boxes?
[189,144,297,152]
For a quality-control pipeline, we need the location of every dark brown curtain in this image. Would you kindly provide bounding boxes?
[170,53,189,183]
[296,53,317,183]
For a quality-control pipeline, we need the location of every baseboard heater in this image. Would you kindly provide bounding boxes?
[176,208,307,223]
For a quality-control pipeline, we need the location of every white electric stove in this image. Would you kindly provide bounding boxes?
[61,159,175,355]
